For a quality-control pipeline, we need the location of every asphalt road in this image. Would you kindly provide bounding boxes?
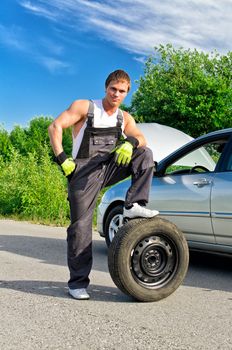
[0,219,232,350]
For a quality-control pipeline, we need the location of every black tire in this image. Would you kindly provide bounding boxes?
[108,216,189,302]
[104,205,124,247]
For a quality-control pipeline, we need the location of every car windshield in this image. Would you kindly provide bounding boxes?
[165,140,228,174]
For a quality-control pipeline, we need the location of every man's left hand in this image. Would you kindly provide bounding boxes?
[113,141,133,166]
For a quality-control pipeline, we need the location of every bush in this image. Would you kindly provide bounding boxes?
[0,147,69,225]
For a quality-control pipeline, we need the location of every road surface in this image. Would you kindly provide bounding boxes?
[0,219,231,349]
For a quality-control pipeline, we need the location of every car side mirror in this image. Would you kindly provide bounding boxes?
[153,161,163,176]
[153,161,158,173]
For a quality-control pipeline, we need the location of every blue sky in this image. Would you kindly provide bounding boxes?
[1,0,232,131]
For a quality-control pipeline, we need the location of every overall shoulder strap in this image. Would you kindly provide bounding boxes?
[117,109,123,127]
[86,100,94,127]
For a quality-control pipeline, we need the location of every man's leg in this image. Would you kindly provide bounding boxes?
[125,146,154,206]
[102,147,159,218]
[67,162,103,295]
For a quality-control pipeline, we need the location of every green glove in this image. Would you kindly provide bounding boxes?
[61,158,76,177]
[114,141,133,166]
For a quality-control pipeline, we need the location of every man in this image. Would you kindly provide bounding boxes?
[48,69,159,300]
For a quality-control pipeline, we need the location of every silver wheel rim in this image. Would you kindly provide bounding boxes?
[131,234,178,288]
[109,214,124,242]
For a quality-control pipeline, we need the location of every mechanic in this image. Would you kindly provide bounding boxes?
[48,69,159,300]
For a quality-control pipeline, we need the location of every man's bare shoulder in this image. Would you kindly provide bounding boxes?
[122,110,136,126]
[68,99,90,118]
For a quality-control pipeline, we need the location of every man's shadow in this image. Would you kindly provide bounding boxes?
[0,233,109,273]
[1,232,232,299]
[0,280,132,303]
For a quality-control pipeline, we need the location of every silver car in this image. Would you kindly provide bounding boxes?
[97,127,232,254]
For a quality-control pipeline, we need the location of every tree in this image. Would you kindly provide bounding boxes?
[131,44,232,137]
[10,116,54,156]
[9,125,28,156]
[9,116,72,158]
[0,126,12,161]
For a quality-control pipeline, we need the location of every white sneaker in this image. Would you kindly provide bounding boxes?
[123,203,159,219]
[68,288,90,300]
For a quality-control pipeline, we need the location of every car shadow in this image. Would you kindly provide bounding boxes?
[184,250,232,293]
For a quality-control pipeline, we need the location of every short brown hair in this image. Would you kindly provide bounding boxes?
[105,69,131,92]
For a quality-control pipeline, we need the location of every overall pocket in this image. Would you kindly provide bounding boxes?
[89,135,117,157]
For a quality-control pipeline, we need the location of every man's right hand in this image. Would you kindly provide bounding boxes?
[56,151,76,177]
[61,158,76,177]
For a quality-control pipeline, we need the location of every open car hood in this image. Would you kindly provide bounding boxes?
[137,123,193,162]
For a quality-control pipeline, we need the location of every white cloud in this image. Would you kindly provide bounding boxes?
[0,22,69,73]
[39,38,64,56]
[19,0,58,21]
[38,56,70,73]
[18,0,232,54]
[0,24,27,51]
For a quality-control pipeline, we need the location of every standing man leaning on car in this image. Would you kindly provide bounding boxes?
[48,69,159,300]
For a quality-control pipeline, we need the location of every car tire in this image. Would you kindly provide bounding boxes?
[104,205,124,247]
[108,216,189,302]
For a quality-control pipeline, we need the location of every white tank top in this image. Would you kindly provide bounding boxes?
[72,100,125,158]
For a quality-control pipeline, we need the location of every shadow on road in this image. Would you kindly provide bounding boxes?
[184,250,232,293]
[0,280,133,303]
[0,234,108,271]
[1,233,232,294]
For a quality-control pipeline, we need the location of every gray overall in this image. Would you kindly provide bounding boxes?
[67,101,154,289]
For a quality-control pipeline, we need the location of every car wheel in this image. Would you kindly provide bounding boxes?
[108,217,189,302]
[104,205,124,247]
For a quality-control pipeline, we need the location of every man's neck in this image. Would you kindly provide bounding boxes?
[102,98,118,116]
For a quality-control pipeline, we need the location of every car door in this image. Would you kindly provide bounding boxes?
[211,141,232,247]
[148,137,230,244]
[149,172,214,244]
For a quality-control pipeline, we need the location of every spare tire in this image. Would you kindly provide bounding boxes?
[108,216,189,302]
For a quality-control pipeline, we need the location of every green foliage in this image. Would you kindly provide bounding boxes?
[131,44,232,137]
[120,103,132,113]
[8,116,72,159]
[62,127,73,156]
[0,125,13,161]
[0,147,70,225]
[9,125,28,156]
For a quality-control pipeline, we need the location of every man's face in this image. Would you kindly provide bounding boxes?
[105,80,129,107]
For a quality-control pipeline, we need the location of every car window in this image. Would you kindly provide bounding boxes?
[165,140,228,175]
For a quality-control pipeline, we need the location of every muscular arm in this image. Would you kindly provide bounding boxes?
[48,100,89,156]
[123,112,147,147]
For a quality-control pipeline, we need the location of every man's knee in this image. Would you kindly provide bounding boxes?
[132,146,154,172]
[141,146,153,160]
[134,146,153,161]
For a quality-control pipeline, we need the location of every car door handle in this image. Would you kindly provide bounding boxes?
[193,178,211,187]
